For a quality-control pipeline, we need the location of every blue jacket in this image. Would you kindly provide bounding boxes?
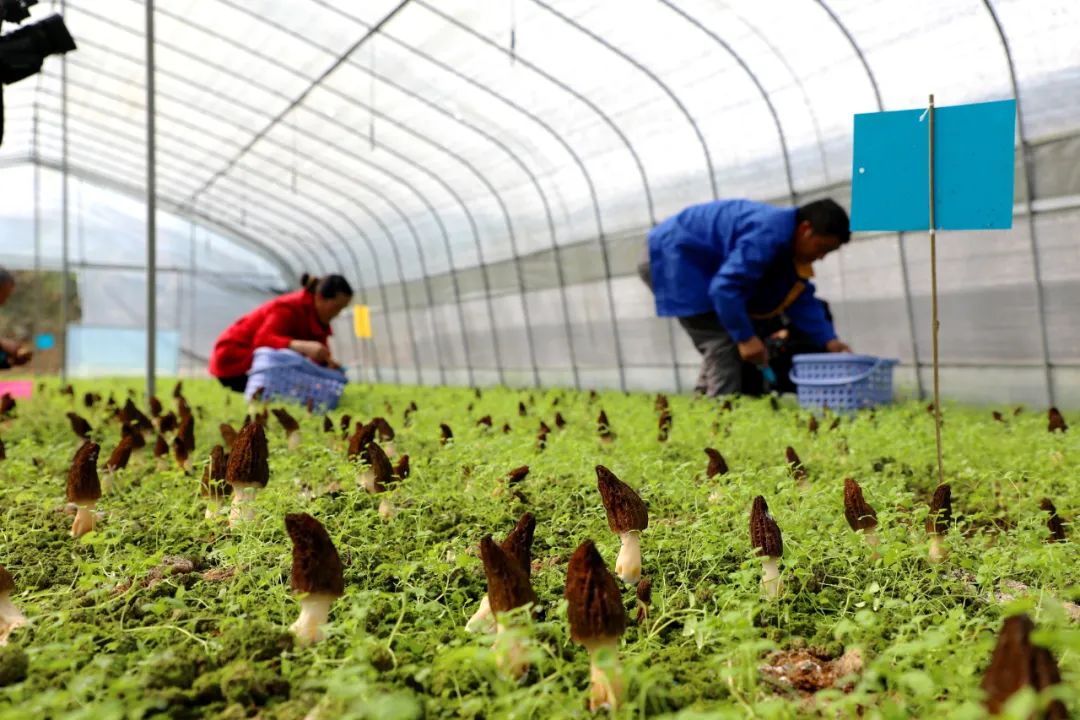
[647,199,836,346]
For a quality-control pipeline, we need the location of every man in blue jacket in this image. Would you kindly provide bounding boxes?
[638,198,852,396]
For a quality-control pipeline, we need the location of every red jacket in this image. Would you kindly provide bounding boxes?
[209,289,332,378]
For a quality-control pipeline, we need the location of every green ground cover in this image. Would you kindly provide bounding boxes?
[0,379,1077,719]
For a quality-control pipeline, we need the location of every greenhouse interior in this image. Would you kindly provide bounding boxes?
[1,1,1079,718]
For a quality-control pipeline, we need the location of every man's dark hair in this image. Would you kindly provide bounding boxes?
[796,198,850,245]
[300,272,353,299]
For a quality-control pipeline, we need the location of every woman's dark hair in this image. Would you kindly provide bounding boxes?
[300,273,353,299]
[796,198,851,245]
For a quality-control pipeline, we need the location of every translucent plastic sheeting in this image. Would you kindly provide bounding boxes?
[2,0,1080,404]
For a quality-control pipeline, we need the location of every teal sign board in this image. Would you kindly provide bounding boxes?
[851,99,1016,231]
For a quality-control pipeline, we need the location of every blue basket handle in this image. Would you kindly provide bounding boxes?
[790,359,885,387]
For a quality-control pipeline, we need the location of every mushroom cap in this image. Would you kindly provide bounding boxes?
[785,446,802,467]
[476,415,493,428]
[105,435,136,471]
[500,512,536,577]
[339,414,352,432]
[981,614,1065,717]
[272,408,300,434]
[179,415,197,452]
[440,423,453,439]
[120,423,146,449]
[596,465,648,534]
[372,417,395,441]
[153,434,169,458]
[0,437,6,461]
[538,420,552,435]
[0,564,13,594]
[704,448,728,477]
[0,393,16,415]
[149,396,163,417]
[322,416,334,433]
[172,380,184,399]
[158,412,178,434]
[506,465,530,486]
[843,478,878,531]
[285,513,344,598]
[1041,497,1067,542]
[808,415,819,433]
[749,495,783,557]
[67,441,102,504]
[658,409,672,430]
[518,401,527,416]
[564,539,627,645]
[480,535,537,615]
[1048,407,1067,432]
[501,423,512,434]
[121,398,153,430]
[926,483,952,535]
[201,445,233,499]
[347,422,377,458]
[654,393,669,412]
[172,436,190,463]
[394,454,410,479]
[636,577,652,605]
[66,412,92,437]
[364,441,394,492]
[597,409,611,430]
[225,421,270,489]
[554,412,566,428]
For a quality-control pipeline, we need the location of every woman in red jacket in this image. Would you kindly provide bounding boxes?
[209,274,353,392]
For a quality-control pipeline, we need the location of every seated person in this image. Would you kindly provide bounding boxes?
[0,268,33,370]
[209,273,352,392]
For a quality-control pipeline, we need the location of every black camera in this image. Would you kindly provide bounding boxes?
[0,0,77,146]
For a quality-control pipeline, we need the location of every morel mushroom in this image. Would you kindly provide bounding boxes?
[101,435,136,492]
[479,535,537,678]
[808,415,819,434]
[359,441,393,495]
[285,513,345,644]
[517,401,527,417]
[596,465,648,584]
[991,411,1005,423]
[271,408,301,450]
[843,478,880,555]
[0,437,5,462]
[224,422,269,526]
[597,410,615,443]
[66,412,92,441]
[67,442,102,538]
[0,393,14,417]
[501,423,512,435]
[1047,407,1067,433]
[322,415,334,434]
[476,415,493,429]
[220,422,239,449]
[178,415,196,454]
[1040,498,1067,543]
[346,422,377,459]
[750,496,784,599]
[554,412,566,430]
[704,448,728,478]
[149,396,162,418]
[439,423,453,446]
[785,446,807,483]
[173,436,193,474]
[158,411,178,435]
[394,454,410,480]
[467,513,536,634]
[201,445,232,518]
[507,465,530,486]
[565,540,628,712]
[0,565,27,646]
[636,578,652,625]
[657,409,672,442]
[120,422,146,450]
[373,417,396,457]
[926,483,952,564]
[981,614,1067,718]
[654,393,669,413]
[152,434,169,469]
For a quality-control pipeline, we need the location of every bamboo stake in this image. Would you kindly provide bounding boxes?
[928,94,944,487]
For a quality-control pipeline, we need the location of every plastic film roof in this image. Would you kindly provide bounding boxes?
[3,0,1080,400]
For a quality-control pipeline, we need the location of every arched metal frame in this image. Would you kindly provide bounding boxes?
[7,0,1060,399]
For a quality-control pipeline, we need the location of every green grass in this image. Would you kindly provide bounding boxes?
[0,379,1077,719]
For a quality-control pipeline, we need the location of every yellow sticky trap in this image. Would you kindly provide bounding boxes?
[353,304,372,338]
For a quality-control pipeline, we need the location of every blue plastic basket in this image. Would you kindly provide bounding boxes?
[790,353,898,411]
[245,348,347,412]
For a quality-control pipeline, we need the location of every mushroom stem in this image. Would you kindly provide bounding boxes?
[228,485,258,526]
[359,468,376,493]
[466,594,495,634]
[585,638,624,712]
[71,503,97,538]
[928,533,948,564]
[615,530,642,585]
[383,441,397,458]
[862,529,882,560]
[101,470,114,495]
[0,595,27,645]
[287,431,301,451]
[760,556,782,599]
[494,622,529,680]
[378,498,397,520]
[290,593,335,644]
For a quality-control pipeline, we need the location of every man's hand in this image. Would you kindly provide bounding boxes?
[826,339,852,353]
[289,340,330,364]
[12,347,33,366]
[737,336,768,366]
